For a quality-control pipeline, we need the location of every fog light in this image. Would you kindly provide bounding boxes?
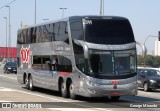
[88,88,95,94]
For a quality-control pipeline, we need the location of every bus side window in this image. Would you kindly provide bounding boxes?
[46,23,55,42]
[22,29,27,44]
[57,55,72,72]
[45,61,51,70]
[17,30,23,44]
[36,26,43,43]
[54,22,60,41]
[27,28,31,43]
[70,20,83,40]
[49,59,58,71]
[32,27,37,43]
[42,56,50,70]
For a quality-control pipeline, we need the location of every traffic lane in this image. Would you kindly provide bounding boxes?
[138,88,160,99]
[0,70,17,78]
[121,88,160,103]
[0,72,20,90]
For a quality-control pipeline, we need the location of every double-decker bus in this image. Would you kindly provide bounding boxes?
[17,16,137,100]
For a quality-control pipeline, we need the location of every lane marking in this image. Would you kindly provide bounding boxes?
[0,74,16,80]
[0,87,15,91]
[0,100,12,102]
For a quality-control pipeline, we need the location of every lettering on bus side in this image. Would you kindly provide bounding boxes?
[56,46,64,51]
[55,46,71,51]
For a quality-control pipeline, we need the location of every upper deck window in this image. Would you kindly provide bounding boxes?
[84,19,135,44]
[70,18,84,40]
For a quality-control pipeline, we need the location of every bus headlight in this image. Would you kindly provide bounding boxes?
[86,81,101,86]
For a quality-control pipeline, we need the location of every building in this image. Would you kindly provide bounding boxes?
[155,32,160,56]
[155,40,160,56]
[0,47,17,58]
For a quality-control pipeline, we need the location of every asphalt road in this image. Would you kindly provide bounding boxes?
[0,68,160,111]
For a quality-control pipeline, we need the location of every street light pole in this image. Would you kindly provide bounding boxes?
[59,8,67,18]
[102,0,104,15]
[100,0,104,15]
[144,35,158,46]
[100,0,102,15]
[6,6,11,59]
[4,17,8,60]
[35,0,36,24]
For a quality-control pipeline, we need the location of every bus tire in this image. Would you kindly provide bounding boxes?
[111,96,120,101]
[69,81,77,100]
[29,75,34,91]
[60,80,68,98]
[24,75,29,90]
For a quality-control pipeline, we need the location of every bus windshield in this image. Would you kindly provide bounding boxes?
[87,49,136,76]
[84,19,135,44]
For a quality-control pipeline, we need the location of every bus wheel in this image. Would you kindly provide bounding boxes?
[111,96,120,101]
[69,82,77,100]
[24,76,29,90]
[61,81,68,98]
[29,75,34,91]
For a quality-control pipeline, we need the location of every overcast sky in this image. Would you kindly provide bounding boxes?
[0,0,160,53]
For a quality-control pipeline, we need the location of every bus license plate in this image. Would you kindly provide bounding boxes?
[111,91,120,95]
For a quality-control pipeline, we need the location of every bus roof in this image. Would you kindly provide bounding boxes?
[18,15,128,30]
[69,15,128,20]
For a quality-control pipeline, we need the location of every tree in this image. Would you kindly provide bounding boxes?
[137,55,143,66]
[137,54,160,68]
[145,55,153,67]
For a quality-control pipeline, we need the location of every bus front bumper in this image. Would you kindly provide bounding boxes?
[77,81,138,97]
